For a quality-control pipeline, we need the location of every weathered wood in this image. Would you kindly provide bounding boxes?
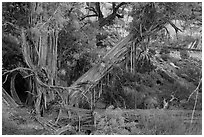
[2,88,18,108]
[69,34,134,104]
[10,73,22,105]
[72,33,133,86]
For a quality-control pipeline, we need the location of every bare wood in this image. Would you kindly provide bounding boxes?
[68,34,133,105]
[72,33,133,86]
[2,88,18,108]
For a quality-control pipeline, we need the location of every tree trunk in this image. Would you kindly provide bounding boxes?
[69,33,134,105]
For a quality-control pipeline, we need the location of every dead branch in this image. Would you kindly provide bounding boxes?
[85,6,97,14]
[54,124,76,135]
[80,14,98,21]
[3,67,33,76]
[3,74,9,84]
[41,5,60,28]
[95,2,103,20]
[2,87,18,108]
[190,87,199,124]
[187,78,202,102]
[35,115,57,134]
[115,2,127,10]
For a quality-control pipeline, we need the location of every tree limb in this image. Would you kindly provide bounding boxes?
[80,14,98,21]
[164,18,183,33]
[95,2,103,20]
[98,2,127,28]
[112,2,116,12]
[85,7,97,15]
[115,2,127,10]
[116,14,124,18]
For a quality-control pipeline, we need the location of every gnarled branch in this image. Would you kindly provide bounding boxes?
[80,14,98,21]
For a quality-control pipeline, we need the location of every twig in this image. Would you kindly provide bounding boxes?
[3,21,21,31]
[187,78,202,102]
[23,74,34,78]
[190,88,199,125]
[78,116,81,132]
[54,124,75,135]
[36,76,80,92]
[54,109,62,125]
[25,90,37,96]
[80,14,98,21]
[2,67,34,75]
[3,74,9,84]
[35,115,56,134]
[41,6,60,28]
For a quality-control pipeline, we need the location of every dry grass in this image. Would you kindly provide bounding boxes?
[94,109,202,135]
[133,110,202,135]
